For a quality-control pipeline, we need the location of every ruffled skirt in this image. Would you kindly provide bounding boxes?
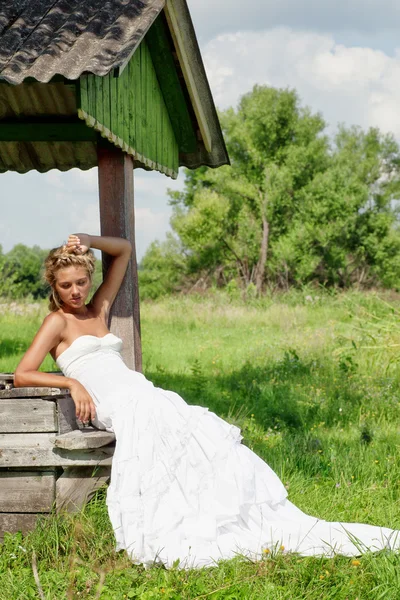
[99,375,400,569]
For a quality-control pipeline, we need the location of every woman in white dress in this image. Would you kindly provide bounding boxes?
[14,233,400,569]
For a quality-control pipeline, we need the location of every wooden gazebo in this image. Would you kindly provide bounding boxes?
[0,0,228,370]
[0,0,228,537]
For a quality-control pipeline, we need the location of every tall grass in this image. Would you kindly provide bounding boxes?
[1,289,400,598]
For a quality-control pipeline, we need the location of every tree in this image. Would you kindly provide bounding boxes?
[138,234,187,299]
[169,85,329,293]
[144,85,400,293]
[268,126,400,288]
[0,244,49,299]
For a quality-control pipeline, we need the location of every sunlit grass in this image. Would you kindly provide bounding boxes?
[1,289,400,598]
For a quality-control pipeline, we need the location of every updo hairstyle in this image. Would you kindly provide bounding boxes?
[44,245,96,312]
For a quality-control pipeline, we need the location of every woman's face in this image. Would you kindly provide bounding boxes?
[54,265,91,310]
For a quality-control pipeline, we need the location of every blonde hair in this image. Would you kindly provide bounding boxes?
[44,245,96,312]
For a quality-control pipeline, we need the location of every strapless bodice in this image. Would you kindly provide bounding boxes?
[55,333,147,428]
[56,333,123,373]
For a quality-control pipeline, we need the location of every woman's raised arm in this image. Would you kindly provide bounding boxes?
[71,233,132,320]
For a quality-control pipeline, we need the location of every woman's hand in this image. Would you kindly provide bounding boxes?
[65,233,91,255]
[69,380,97,424]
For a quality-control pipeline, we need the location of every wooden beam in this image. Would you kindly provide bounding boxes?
[0,122,97,142]
[97,144,142,372]
[164,1,212,153]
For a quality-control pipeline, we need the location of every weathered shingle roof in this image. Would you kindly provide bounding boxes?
[0,0,163,84]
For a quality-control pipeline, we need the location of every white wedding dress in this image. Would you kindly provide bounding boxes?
[56,333,400,569]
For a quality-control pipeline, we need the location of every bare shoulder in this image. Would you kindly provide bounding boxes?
[38,311,68,349]
[15,311,67,374]
[42,310,67,333]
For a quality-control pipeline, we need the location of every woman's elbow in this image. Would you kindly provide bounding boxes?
[14,370,27,387]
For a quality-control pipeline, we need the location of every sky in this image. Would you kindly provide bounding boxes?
[1,0,399,259]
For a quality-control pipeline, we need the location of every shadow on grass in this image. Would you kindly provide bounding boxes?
[145,349,368,434]
[142,355,377,485]
[144,353,395,483]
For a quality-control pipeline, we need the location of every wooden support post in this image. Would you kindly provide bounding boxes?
[97,144,142,371]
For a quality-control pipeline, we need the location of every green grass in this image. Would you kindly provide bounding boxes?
[1,289,400,598]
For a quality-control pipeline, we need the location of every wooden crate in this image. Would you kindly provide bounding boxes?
[0,373,115,539]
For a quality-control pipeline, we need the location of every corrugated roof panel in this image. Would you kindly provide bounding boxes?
[0,0,164,85]
[0,140,97,173]
[0,81,76,119]
[0,79,98,173]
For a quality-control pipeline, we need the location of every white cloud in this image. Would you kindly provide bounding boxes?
[2,16,400,261]
[202,28,400,139]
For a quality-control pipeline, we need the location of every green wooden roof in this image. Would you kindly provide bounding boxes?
[0,1,229,177]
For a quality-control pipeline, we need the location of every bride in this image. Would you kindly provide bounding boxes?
[14,233,400,569]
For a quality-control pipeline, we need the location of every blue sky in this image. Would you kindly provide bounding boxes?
[1,0,399,259]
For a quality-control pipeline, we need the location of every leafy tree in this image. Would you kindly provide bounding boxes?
[0,242,103,301]
[138,234,187,299]
[0,244,48,299]
[269,126,400,288]
[169,86,330,292]
[161,86,400,292]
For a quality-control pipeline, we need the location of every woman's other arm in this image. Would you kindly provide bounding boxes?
[14,312,96,423]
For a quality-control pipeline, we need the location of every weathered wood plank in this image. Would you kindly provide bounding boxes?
[56,466,111,513]
[102,71,111,133]
[164,1,212,153]
[0,373,14,386]
[0,373,14,380]
[78,74,88,116]
[95,73,104,130]
[0,471,55,512]
[0,400,57,433]
[0,387,63,399]
[146,16,197,153]
[54,429,115,450]
[111,73,118,142]
[57,395,79,434]
[130,45,141,152]
[0,513,38,538]
[0,433,114,467]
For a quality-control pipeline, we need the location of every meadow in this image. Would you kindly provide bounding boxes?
[1,289,400,599]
